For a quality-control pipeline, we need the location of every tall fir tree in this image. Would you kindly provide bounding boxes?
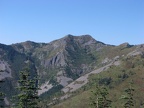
[90,74,111,108]
[15,67,39,108]
[121,80,135,108]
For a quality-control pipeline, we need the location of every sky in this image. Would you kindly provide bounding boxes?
[0,0,144,45]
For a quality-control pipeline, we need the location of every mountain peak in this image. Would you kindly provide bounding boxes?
[63,34,106,45]
[62,34,99,45]
[64,34,93,39]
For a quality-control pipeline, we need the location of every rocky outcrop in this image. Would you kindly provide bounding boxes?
[0,60,12,80]
[42,51,66,67]
[57,71,73,86]
[127,44,144,57]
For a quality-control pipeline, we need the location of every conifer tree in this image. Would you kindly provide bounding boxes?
[121,81,135,108]
[90,85,111,108]
[90,74,111,108]
[15,67,39,108]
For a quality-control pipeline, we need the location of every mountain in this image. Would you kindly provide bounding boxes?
[12,35,107,84]
[0,35,144,107]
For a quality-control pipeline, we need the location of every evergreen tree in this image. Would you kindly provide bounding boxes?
[90,74,111,108]
[121,81,135,108]
[15,68,39,108]
[90,85,111,108]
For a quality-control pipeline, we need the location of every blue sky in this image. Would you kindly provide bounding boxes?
[0,0,144,45]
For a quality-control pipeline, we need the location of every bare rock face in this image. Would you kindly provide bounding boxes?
[43,51,66,67]
[0,60,12,80]
[127,44,144,57]
[57,71,73,87]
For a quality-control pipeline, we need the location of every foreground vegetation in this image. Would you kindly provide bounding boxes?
[13,67,39,108]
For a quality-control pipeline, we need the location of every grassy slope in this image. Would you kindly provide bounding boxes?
[52,54,144,108]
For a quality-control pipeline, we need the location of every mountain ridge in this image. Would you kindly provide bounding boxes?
[0,35,144,107]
